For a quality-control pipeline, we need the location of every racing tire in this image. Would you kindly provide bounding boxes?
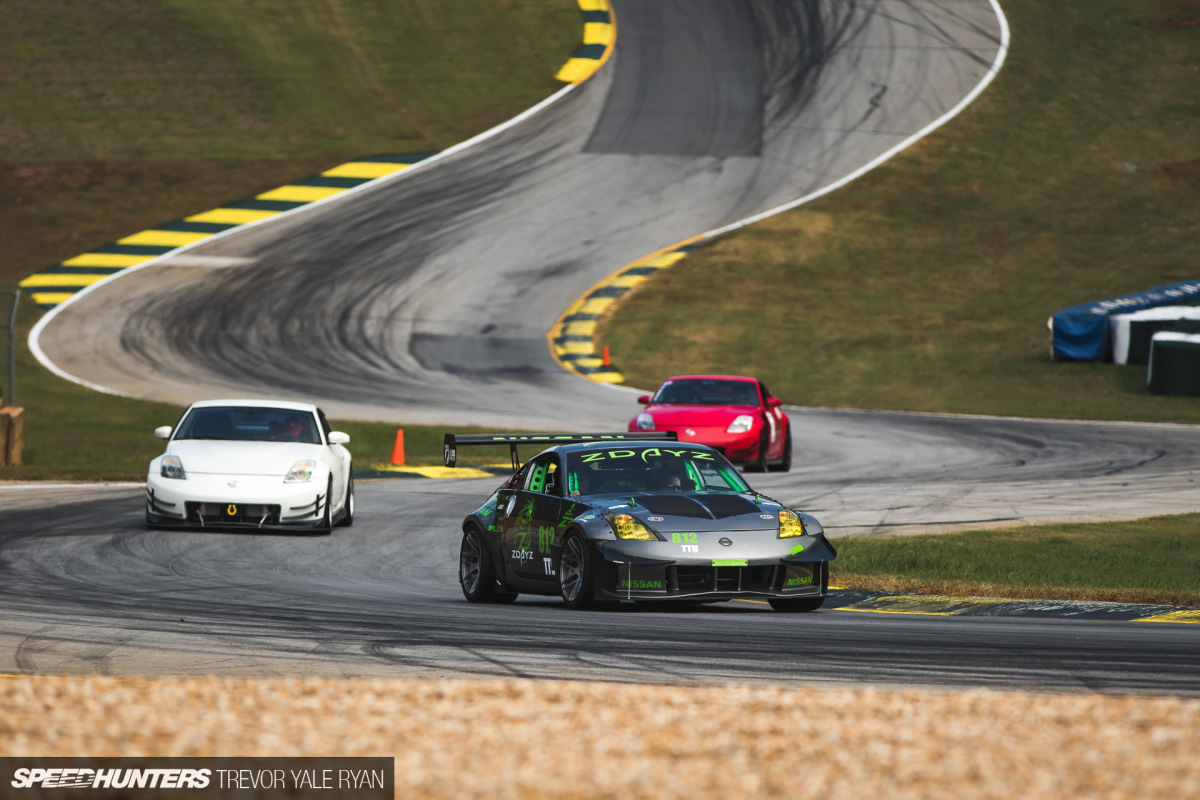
[748,431,770,473]
[768,428,792,473]
[768,596,825,613]
[336,473,355,527]
[558,532,603,610]
[460,526,518,604]
[144,509,158,530]
[317,477,334,534]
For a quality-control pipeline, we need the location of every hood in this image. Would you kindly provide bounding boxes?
[598,492,779,532]
[642,404,757,428]
[166,440,325,476]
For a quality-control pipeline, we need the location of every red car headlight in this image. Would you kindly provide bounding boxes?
[727,415,755,434]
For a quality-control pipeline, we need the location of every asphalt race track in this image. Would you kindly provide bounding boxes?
[3,410,1199,695]
[37,0,1006,429]
[9,0,1200,694]
[2,479,1199,696]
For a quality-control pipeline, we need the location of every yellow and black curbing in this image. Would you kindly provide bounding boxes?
[548,240,701,384]
[555,0,616,85]
[22,1,616,313]
[20,154,435,311]
[828,590,1200,623]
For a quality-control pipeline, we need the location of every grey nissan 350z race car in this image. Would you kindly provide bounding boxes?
[444,432,836,611]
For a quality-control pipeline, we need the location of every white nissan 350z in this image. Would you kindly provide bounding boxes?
[146,399,353,533]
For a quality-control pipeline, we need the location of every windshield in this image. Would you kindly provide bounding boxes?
[175,406,321,444]
[565,447,751,496]
[653,379,759,406]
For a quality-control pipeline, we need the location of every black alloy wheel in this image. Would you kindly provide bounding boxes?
[459,526,518,604]
[558,532,599,610]
[336,472,355,527]
[768,427,793,472]
[768,596,824,612]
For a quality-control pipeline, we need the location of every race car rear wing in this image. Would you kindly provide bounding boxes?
[443,432,679,470]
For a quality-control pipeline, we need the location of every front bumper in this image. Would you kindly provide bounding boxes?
[593,535,834,601]
[652,426,760,462]
[146,473,329,530]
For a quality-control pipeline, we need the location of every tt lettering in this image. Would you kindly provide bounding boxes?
[681,544,699,553]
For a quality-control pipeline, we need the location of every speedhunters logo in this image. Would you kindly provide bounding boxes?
[11,768,210,789]
[1,758,391,798]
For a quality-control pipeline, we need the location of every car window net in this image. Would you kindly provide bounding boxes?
[174,407,321,444]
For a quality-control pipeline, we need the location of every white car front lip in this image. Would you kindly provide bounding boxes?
[146,472,327,520]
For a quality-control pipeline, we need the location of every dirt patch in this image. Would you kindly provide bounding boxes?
[1135,160,1200,177]
[1143,16,1200,28]
[2,675,1198,799]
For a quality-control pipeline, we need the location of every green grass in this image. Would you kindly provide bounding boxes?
[1,0,578,164]
[599,0,1200,422]
[831,515,1200,606]
[0,0,577,478]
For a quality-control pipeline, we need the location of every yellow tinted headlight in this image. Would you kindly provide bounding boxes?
[609,513,658,541]
[778,510,805,538]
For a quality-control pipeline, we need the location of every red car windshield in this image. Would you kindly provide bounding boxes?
[652,379,759,406]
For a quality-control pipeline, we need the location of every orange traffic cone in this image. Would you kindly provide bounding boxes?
[390,429,405,465]
[602,345,612,366]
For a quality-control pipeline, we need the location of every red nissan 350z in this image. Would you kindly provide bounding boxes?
[628,375,791,472]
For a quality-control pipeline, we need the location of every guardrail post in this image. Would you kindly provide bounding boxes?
[0,406,22,466]
[1,290,17,407]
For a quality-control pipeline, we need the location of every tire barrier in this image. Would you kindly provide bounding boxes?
[1049,279,1200,362]
[1148,332,1200,397]
[1111,307,1200,365]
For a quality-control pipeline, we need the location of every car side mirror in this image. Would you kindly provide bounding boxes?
[767,397,783,408]
[328,431,350,445]
[154,426,172,439]
[637,395,651,405]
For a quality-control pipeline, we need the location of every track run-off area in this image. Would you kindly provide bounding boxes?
[7,0,1200,695]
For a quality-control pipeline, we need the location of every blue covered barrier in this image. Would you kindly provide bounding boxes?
[1050,279,1200,361]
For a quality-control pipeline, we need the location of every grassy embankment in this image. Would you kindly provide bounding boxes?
[599,0,1200,422]
[0,0,578,480]
[831,514,1200,607]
